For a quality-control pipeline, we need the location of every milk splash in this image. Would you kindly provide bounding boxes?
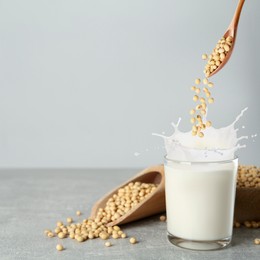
[153,108,248,162]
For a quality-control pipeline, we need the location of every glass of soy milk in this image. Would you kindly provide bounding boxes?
[164,157,238,250]
[155,109,248,250]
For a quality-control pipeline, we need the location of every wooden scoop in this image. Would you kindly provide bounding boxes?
[209,0,245,77]
[90,165,165,226]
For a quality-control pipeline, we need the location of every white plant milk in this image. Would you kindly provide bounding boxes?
[155,108,248,242]
[165,160,237,241]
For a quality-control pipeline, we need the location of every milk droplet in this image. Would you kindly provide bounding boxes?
[134,152,140,157]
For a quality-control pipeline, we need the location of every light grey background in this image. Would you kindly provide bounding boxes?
[0,0,259,168]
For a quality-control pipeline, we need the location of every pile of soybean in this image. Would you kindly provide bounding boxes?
[44,181,160,251]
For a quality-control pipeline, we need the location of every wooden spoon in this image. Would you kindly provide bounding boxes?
[209,0,245,77]
[90,165,165,226]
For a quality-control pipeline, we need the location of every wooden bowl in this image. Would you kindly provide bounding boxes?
[234,187,260,222]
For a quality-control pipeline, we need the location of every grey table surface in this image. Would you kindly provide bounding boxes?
[0,169,259,260]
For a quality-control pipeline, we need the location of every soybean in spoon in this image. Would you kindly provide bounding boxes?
[205,0,245,77]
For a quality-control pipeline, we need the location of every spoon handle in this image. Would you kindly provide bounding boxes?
[229,0,245,31]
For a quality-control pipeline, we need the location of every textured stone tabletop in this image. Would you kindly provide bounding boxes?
[0,169,259,260]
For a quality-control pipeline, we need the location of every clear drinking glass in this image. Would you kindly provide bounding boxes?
[164,156,238,251]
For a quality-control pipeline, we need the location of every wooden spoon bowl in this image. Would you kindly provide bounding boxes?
[209,0,245,77]
[90,165,165,226]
